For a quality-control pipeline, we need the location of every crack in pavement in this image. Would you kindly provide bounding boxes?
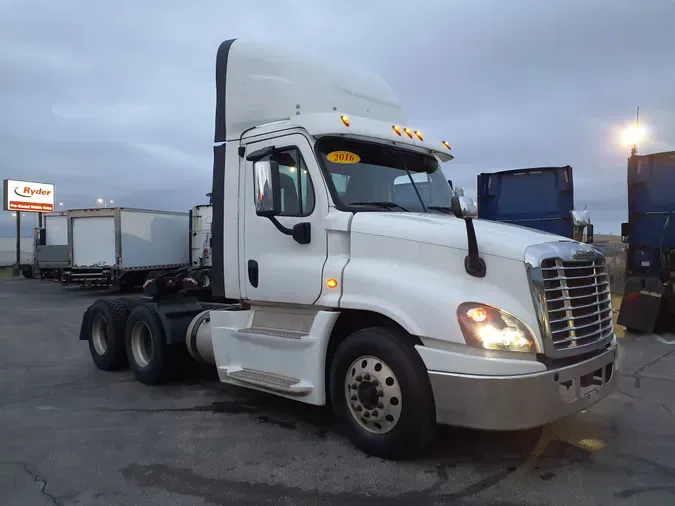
[632,348,675,388]
[2,462,64,506]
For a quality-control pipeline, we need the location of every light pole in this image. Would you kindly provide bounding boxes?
[96,198,114,208]
[620,106,646,157]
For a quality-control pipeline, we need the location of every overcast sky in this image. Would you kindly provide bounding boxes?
[1,0,674,237]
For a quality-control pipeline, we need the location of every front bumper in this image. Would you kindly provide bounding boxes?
[428,344,618,431]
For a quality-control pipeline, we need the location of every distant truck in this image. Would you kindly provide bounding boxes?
[30,211,70,279]
[62,207,190,290]
[477,166,594,243]
[618,151,675,334]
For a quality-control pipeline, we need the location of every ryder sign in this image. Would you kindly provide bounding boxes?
[3,179,55,212]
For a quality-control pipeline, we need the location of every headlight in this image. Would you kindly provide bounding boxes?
[457,302,536,353]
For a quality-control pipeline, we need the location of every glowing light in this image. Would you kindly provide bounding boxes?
[620,125,646,146]
[340,115,350,127]
[325,277,339,289]
[392,125,402,136]
[466,307,487,323]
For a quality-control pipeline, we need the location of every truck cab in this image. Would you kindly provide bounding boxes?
[477,166,594,243]
[79,38,618,460]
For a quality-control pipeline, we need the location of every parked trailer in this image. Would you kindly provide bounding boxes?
[0,237,32,276]
[32,211,70,279]
[477,166,594,243]
[618,151,675,334]
[78,38,618,460]
[63,208,190,290]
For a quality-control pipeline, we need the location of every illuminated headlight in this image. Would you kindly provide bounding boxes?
[457,302,536,353]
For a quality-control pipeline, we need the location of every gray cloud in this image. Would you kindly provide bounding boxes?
[1,0,674,237]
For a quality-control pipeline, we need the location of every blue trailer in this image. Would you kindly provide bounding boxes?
[476,166,593,242]
[618,151,675,334]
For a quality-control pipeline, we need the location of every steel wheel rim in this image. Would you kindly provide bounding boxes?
[91,314,108,356]
[344,355,403,434]
[130,321,153,368]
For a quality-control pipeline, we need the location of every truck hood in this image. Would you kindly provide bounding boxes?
[350,212,572,261]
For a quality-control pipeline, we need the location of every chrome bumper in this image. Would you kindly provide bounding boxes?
[428,344,618,431]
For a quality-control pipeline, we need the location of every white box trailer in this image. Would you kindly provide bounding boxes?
[189,204,212,268]
[33,212,70,278]
[0,237,32,267]
[64,207,189,290]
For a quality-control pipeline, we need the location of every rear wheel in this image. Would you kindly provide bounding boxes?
[329,326,437,460]
[125,304,176,385]
[87,299,130,370]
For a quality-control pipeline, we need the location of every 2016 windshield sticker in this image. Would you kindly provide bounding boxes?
[326,151,361,164]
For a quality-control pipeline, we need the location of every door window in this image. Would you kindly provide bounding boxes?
[263,148,315,217]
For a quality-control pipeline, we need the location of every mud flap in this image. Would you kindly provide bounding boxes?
[79,305,93,341]
[617,276,664,333]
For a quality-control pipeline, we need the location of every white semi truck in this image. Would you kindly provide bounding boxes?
[78,39,618,459]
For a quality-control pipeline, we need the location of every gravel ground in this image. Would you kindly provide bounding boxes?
[1,277,675,505]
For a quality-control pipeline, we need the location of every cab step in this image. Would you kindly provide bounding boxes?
[226,367,314,396]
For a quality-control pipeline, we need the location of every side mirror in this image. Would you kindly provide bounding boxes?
[621,222,630,243]
[585,224,594,244]
[253,160,281,217]
[451,195,477,219]
[570,209,591,226]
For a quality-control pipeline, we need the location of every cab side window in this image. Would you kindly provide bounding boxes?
[264,148,315,217]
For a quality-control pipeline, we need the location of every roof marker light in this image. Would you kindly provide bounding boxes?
[442,141,451,150]
[340,115,350,127]
[404,128,413,138]
[414,130,423,141]
[392,125,402,136]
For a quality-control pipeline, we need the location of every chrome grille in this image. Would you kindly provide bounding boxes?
[540,257,614,350]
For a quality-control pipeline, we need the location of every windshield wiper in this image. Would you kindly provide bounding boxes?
[427,206,454,215]
[349,201,409,211]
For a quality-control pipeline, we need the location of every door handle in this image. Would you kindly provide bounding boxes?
[248,260,259,288]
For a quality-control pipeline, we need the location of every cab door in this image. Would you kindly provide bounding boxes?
[241,133,328,305]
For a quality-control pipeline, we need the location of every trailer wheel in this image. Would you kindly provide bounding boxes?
[125,303,174,385]
[329,326,437,460]
[21,267,35,279]
[87,299,130,370]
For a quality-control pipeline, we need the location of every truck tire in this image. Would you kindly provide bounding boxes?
[87,299,130,371]
[125,303,175,385]
[329,326,437,460]
[21,267,34,279]
[120,296,151,312]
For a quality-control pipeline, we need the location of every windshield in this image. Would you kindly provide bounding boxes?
[315,137,453,213]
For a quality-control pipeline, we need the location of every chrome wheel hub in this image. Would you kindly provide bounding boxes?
[344,355,402,434]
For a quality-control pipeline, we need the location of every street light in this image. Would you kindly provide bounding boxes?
[620,125,646,146]
[620,106,645,156]
[96,198,114,208]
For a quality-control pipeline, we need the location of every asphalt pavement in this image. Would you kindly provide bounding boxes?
[1,277,675,505]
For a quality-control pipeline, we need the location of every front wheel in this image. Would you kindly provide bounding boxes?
[329,326,437,460]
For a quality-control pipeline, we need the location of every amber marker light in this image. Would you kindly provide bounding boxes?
[340,115,350,127]
[326,278,339,289]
